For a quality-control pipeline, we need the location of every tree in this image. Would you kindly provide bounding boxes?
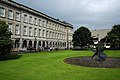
[0,20,13,55]
[73,26,92,49]
[106,24,120,49]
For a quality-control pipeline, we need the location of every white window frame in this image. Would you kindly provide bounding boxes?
[34,28,37,37]
[8,10,13,19]
[39,19,41,26]
[29,27,33,36]
[29,16,33,24]
[23,26,27,36]
[38,29,41,37]
[24,14,28,23]
[50,31,52,38]
[8,23,13,33]
[16,12,20,21]
[15,25,20,35]
[46,31,49,38]
[42,30,45,37]
[34,18,37,25]
[42,20,46,27]
[0,7,5,17]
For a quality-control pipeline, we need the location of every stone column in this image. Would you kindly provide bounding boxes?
[41,41,43,47]
[27,40,29,48]
[32,40,34,48]
[19,38,23,49]
[19,11,23,49]
[36,41,39,49]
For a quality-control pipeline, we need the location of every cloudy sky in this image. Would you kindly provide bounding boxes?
[15,0,120,30]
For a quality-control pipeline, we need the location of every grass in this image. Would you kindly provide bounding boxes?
[0,50,120,80]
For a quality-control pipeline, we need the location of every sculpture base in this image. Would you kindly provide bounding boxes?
[64,56,120,68]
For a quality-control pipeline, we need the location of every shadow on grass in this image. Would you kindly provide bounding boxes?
[0,54,22,61]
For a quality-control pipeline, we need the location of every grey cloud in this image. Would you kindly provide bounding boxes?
[16,0,120,30]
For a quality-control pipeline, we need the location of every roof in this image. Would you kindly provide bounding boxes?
[1,0,73,28]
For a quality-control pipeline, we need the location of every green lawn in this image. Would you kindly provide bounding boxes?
[0,50,120,80]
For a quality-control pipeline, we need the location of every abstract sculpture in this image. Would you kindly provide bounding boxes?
[88,39,107,62]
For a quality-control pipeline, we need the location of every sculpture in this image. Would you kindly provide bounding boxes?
[88,39,107,62]
[74,34,107,62]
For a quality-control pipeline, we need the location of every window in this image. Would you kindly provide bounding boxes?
[8,23,13,33]
[53,24,55,29]
[42,30,45,37]
[49,31,52,38]
[64,27,65,32]
[23,26,27,36]
[8,10,13,19]
[55,33,57,39]
[42,20,46,27]
[34,28,37,36]
[59,26,61,31]
[16,12,20,21]
[46,31,49,38]
[29,16,32,24]
[0,7,5,17]
[50,23,53,29]
[49,23,51,29]
[24,14,28,22]
[15,25,20,35]
[55,25,57,30]
[34,18,37,25]
[52,32,54,38]
[29,27,32,36]
[58,33,60,39]
[38,29,41,37]
[46,22,49,28]
[57,26,59,30]
[39,19,41,26]
[62,34,63,39]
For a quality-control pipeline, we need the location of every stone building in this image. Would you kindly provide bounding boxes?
[91,29,111,48]
[0,0,73,51]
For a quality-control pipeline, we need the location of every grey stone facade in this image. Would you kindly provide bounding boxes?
[91,29,111,48]
[0,0,73,51]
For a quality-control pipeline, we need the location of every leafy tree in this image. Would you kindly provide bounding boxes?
[106,24,120,49]
[73,26,92,49]
[0,20,13,55]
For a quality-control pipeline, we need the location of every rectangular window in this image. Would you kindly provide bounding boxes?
[8,10,13,19]
[15,25,20,35]
[29,16,32,24]
[29,27,32,36]
[58,33,60,39]
[24,14,28,22]
[8,23,13,33]
[49,23,51,29]
[52,24,54,30]
[55,25,57,30]
[34,28,37,36]
[50,31,52,38]
[57,26,59,31]
[52,32,54,38]
[42,30,45,37]
[0,7,5,17]
[55,33,57,39]
[46,22,48,28]
[39,29,41,37]
[46,31,49,38]
[42,21,46,27]
[50,23,53,29]
[39,19,41,26]
[23,26,27,36]
[34,18,37,25]
[16,12,20,21]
